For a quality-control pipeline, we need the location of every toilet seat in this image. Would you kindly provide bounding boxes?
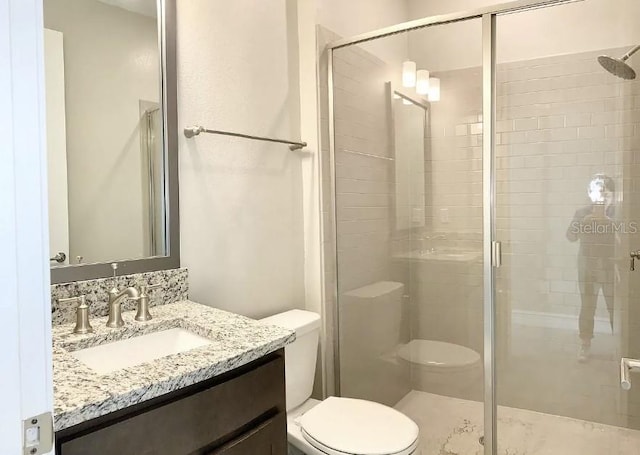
[298,397,419,455]
[397,339,480,371]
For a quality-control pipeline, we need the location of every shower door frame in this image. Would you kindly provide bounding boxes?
[326,1,584,454]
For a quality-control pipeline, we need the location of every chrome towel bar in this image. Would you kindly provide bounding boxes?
[183,125,307,151]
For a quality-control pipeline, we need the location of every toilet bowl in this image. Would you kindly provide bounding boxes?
[261,310,420,455]
[398,339,482,398]
[287,397,419,455]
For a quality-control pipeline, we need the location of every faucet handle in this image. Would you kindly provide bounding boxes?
[59,295,93,334]
[58,295,87,308]
[139,283,161,295]
[135,284,160,322]
[111,262,119,278]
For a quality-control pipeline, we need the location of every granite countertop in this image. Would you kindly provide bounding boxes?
[53,300,295,431]
[392,249,482,263]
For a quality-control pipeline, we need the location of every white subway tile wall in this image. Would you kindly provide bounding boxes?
[323,25,484,406]
[329,34,412,406]
[494,48,640,428]
[409,40,485,403]
[437,47,640,427]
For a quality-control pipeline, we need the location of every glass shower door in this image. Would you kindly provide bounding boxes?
[330,17,485,454]
[495,0,640,452]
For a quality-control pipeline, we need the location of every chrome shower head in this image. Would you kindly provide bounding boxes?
[598,45,640,80]
[598,55,636,80]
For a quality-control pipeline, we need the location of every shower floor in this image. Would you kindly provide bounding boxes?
[395,390,640,455]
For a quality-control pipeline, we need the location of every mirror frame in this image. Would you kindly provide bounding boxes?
[51,0,179,284]
[386,81,432,232]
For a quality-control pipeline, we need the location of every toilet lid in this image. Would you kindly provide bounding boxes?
[299,397,419,455]
[397,339,480,369]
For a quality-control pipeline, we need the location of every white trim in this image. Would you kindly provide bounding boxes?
[0,0,54,452]
[293,0,328,397]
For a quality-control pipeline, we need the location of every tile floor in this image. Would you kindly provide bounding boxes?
[395,390,640,455]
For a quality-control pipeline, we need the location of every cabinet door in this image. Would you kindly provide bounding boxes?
[58,355,285,455]
[205,412,286,455]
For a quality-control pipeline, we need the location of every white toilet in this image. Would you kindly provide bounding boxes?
[261,309,420,455]
[397,339,482,398]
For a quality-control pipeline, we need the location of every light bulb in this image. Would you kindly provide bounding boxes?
[428,77,440,102]
[588,176,607,203]
[416,70,430,95]
[402,61,416,88]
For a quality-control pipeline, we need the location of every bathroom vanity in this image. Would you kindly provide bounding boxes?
[52,301,295,454]
[44,0,295,451]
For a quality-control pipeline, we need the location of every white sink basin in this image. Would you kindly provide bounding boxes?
[69,328,212,375]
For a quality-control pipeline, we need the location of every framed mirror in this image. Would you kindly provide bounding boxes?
[387,82,430,231]
[45,0,179,284]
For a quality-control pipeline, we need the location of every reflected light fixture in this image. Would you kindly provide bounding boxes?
[402,98,412,105]
[416,69,430,95]
[588,174,611,204]
[428,77,441,102]
[402,60,416,87]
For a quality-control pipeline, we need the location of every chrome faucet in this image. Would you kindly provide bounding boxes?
[106,286,140,328]
[420,234,446,254]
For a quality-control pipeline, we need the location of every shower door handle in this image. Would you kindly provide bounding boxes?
[620,358,640,390]
[630,250,640,271]
[491,241,502,268]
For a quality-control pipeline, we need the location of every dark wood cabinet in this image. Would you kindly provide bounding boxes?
[204,412,286,455]
[56,349,287,455]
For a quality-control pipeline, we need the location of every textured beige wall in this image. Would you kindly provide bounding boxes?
[317,0,409,64]
[177,0,305,319]
[407,0,640,72]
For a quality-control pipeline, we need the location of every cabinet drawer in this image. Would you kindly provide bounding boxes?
[205,411,286,455]
[59,353,285,455]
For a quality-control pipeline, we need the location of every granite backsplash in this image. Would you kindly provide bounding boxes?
[51,268,188,325]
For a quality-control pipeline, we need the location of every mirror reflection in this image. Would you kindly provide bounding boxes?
[389,84,428,231]
[566,174,617,362]
[44,0,165,266]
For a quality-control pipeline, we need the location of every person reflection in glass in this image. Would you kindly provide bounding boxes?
[566,174,616,363]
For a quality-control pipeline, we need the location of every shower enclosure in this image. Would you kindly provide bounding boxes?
[325,0,640,453]
[140,104,166,257]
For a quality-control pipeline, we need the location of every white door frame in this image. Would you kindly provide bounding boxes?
[0,0,54,453]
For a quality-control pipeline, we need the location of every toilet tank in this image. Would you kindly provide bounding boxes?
[339,281,405,404]
[341,281,404,358]
[260,310,321,411]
